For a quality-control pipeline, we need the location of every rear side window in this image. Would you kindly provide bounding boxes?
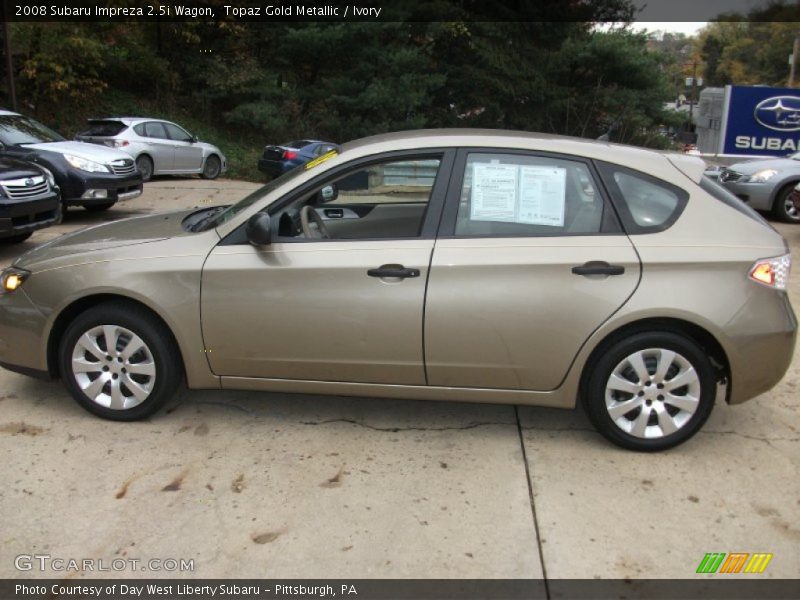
[80,120,127,137]
[142,122,168,139]
[598,163,688,233]
[452,153,615,237]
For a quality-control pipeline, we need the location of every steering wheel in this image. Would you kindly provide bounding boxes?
[300,205,330,239]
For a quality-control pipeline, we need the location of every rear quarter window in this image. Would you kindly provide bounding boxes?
[597,163,688,234]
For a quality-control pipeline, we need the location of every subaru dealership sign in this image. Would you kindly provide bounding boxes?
[721,85,800,155]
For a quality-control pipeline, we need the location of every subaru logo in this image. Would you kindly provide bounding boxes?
[754,95,800,131]
[23,178,34,187]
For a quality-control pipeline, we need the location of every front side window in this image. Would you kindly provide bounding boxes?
[164,123,192,142]
[274,157,442,240]
[454,153,606,236]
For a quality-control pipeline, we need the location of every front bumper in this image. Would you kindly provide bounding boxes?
[719,180,774,211]
[0,288,48,376]
[0,192,61,239]
[60,170,143,205]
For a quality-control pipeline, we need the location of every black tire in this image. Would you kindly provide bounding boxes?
[136,155,154,182]
[83,201,116,212]
[772,183,800,223]
[58,301,182,421]
[200,155,221,180]
[582,331,716,451]
[2,232,33,243]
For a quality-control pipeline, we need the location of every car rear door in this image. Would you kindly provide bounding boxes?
[141,121,174,172]
[425,149,641,391]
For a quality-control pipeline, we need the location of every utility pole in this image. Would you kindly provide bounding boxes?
[1,5,17,111]
[790,30,800,87]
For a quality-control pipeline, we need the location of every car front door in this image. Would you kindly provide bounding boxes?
[425,149,641,391]
[164,123,204,172]
[200,150,453,385]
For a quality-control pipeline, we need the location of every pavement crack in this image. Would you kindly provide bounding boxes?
[299,418,515,432]
[701,430,800,447]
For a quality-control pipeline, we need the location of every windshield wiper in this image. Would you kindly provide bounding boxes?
[189,206,228,232]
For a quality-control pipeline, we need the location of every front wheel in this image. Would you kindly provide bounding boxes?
[59,302,182,421]
[200,155,221,180]
[582,332,717,451]
[773,183,800,223]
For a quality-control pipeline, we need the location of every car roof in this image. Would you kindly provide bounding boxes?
[91,117,174,126]
[339,129,706,183]
[0,109,22,116]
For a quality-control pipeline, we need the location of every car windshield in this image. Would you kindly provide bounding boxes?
[0,115,66,145]
[199,167,308,231]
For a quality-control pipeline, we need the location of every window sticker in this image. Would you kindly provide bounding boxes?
[470,163,518,222]
[518,166,566,226]
[304,149,338,170]
[470,162,567,227]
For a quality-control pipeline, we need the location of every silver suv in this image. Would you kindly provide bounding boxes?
[76,118,227,182]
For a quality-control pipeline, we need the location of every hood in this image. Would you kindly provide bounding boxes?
[728,157,800,175]
[14,209,197,271]
[0,155,46,179]
[21,140,132,165]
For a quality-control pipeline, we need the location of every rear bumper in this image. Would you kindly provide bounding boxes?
[725,291,797,404]
[257,158,288,176]
[0,192,61,238]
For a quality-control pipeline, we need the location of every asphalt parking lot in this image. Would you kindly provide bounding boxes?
[0,178,798,580]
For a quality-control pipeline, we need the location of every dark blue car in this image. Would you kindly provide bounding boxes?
[257,139,339,177]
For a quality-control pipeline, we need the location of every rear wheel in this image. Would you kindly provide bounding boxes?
[200,155,221,180]
[582,332,716,451]
[773,183,800,223]
[59,302,182,421]
[136,155,154,182]
[83,201,115,212]
[2,232,33,243]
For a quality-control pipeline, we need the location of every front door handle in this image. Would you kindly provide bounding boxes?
[367,264,420,279]
[571,261,625,276]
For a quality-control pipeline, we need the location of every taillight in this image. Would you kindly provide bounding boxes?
[114,140,129,148]
[749,253,791,290]
[283,150,297,160]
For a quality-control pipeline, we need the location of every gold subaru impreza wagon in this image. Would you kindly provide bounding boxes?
[0,130,795,450]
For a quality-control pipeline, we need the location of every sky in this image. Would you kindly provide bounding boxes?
[630,22,708,36]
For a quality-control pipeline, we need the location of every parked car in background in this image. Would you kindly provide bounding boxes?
[258,139,338,176]
[0,110,142,212]
[0,130,794,452]
[789,182,800,215]
[717,153,800,222]
[0,155,61,243]
[76,118,227,182]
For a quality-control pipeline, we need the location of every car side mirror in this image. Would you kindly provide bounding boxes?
[246,212,272,246]
[319,184,338,203]
[191,136,198,143]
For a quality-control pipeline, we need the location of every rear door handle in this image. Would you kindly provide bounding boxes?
[367,264,420,279]
[571,261,625,276]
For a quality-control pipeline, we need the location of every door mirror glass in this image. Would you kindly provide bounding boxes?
[191,135,198,143]
[246,212,272,246]
[319,184,338,203]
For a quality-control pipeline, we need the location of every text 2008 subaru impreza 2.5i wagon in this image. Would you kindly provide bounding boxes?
[0,130,795,451]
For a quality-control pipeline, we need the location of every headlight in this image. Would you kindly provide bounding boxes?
[747,169,778,183]
[0,267,31,294]
[64,154,110,173]
[39,166,56,188]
